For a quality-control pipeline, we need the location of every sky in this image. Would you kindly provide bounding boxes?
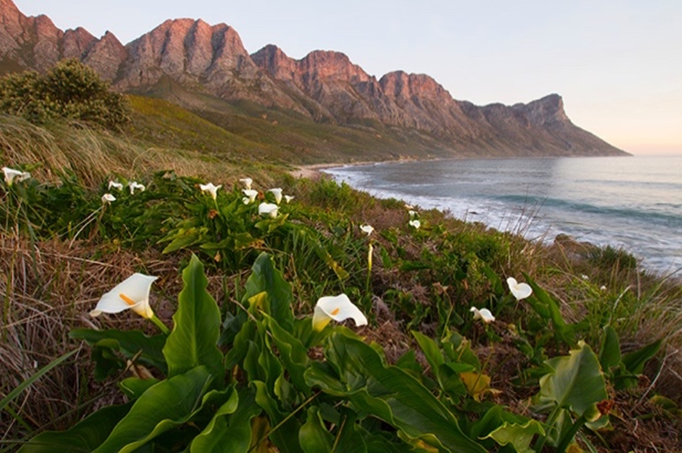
[14,0,682,156]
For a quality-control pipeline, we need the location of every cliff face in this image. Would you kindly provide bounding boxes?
[0,0,627,157]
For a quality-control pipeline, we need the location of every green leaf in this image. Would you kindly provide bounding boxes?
[244,252,294,331]
[333,408,368,453]
[481,264,504,296]
[622,339,661,375]
[160,227,208,254]
[306,332,486,453]
[19,402,133,453]
[190,387,261,453]
[93,366,213,453]
[412,331,444,371]
[598,325,621,372]
[163,255,223,379]
[264,314,311,395]
[118,377,160,400]
[536,342,608,417]
[524,273,575,346]
[299,407,334,453]
[70,329,167,374]
[484,420,545,453]
[253,380,303,453]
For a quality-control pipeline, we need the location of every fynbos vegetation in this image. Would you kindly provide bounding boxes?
[0,61,680,452]
[0,59,130,130]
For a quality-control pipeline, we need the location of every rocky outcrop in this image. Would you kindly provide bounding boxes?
[0,0,628,157]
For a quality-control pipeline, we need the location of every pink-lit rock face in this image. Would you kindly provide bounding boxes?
[0,0,626,157]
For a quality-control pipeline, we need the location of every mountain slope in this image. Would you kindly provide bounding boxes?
[0,0,628,158]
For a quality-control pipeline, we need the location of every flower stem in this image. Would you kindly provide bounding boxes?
[150,314,171,335]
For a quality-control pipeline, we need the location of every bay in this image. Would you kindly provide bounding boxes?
[323,156,682,275]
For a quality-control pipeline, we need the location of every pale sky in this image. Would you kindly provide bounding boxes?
[14,0,682,155]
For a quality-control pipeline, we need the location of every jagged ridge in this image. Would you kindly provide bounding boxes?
[0,0,627,157]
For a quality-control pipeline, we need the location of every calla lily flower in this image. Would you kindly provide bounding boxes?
[470,306,495,323]
[408,210,417,219]
[313,294,368,331]
[360,224,374,236]
[3,167,31,186]
[284,195,295,203]
[101,193,116,204]
[240,178,253,190]
[409,219,421,229]
[507,277,532,301]
[268,188,283,204]
[200,182,222,200]
[128,181,146,194]
[258,202,279,218]
[108,181,123,190]
[242,189,259,204]
[90,273,158,319]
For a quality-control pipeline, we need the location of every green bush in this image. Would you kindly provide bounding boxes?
[0,59,130,129]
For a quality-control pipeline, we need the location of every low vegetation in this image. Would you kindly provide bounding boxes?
[0,64,680,452]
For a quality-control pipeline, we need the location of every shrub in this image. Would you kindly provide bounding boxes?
[0,59,130,129]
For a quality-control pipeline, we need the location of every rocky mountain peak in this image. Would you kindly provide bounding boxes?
[251,44,297,80]
[380,71,454,103]
[513,93,569,126]
[298,50,371,83]
[0,0,627,157]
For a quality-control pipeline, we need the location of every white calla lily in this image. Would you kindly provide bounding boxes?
[108,181,123,190]
[3,167,31,186]
[90,273,158,319]
[360,224,374,236]
[313,294,368,331]
[240,178,253,190]
[128,181,146,194]
[408,210,417,219]
[409,219,421,229]
[470,306,495,324]
[242,189,258,204]
[200,182,222,200]
[507,277,532,301]
[101,193,116,204]
[258,202,279,218]
[284,195,295,203]
[268,188,283,204]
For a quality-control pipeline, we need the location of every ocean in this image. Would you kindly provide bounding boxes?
[323,156,682,275]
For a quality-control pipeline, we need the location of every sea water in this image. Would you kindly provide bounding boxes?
[323,156,682,275]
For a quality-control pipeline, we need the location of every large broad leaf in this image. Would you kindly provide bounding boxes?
[70,329,167,375]
[244,252,294,331]
[161,227,209,254]
[253,380,303,453]
[305,332,486,453]
[536,342,607,417]
[190,387,260,453]
[299,407,334,453]
[263,314,311,395]
[93,366,213,453]
[622,339,662,375]
[332,408,368,453]
[18,402,133,452]
[163,255,223,379]
[483,420,545,453]
[598,325,621,372]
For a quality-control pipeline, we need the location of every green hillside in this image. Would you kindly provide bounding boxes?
[1,79,681,452]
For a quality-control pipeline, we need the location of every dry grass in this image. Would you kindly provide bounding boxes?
[0,115,278,190]
[0,234,171,442]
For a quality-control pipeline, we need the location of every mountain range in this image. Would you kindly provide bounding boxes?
[0,0,627,158]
